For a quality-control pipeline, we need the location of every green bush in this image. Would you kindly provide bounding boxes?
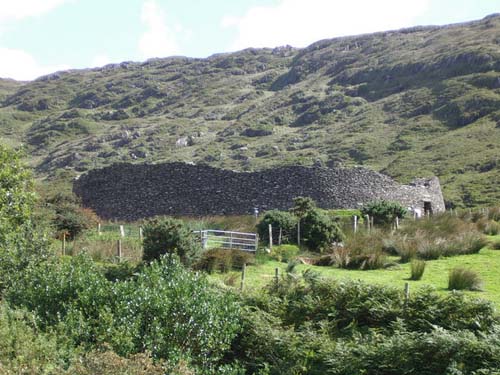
[256,210,297,244]
[448,267,483,291]
[337,231,387,269]
[6,255,242,370]
[195,248,254,273]
[270,244,300,262]
[361,200,407,226]
[301,209,344,251]
[410,259,426,280]
[142,217,201,266]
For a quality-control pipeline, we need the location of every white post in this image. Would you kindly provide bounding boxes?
[365,215,370,231]
[395,216,399,229]
[120,225,125,237]
[278,227,282,246]
[98,222,101,236]
[353,215,358,233]
[139,227,143,240]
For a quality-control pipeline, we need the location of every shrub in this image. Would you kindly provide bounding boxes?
[360,200,407,226]
[490,239,500,250]
[256,210,297,244]
[477,218,500,235]
[194,248,254,273]
[142,217,201,266]
[337,231,387,269]
[301,209,344,251]
[270,244,300,262]
[410,259,426,280]
[448,267,483,291]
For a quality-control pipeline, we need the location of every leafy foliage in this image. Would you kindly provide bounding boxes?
[256,209,298,244]
[142,217,202,266]
[361,200,407,226]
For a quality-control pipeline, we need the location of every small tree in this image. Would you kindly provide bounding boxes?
[142,217,201,266]
[301,209,344,251]
[361,200,407,226]
[256,210,298,244]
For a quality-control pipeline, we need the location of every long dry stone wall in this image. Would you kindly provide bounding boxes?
[73,163,445,221]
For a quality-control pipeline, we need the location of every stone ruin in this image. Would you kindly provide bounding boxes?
[73,162,446,221]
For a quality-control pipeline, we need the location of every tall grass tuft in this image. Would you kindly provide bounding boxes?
[448,267,483,291]
[410,259,426,280]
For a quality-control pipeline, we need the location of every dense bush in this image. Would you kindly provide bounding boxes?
[0,145,51,291]
[335,230,387,269]
[6,255,242,371]
[301,208,344,251]
[448,267,483,291]
[410,259,426,280]
[270,244,300,262]
[142,217,202,266]
[256,209,297,244]
[232,273,499,373]
[195,248,254,273]
[361,200,407,226]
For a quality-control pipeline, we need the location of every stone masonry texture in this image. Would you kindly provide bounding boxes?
[73,162,446,221]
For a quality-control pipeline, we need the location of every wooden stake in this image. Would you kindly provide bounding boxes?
[278,227,282,246]
[139,227,143,240]
[395,216,399,229]
[275,267,279,283]
[268,224,273,250]
[117,239,122,261]
[353,215,358,233]
[120,225,125,237]
[62,232,66,256]
[365,215,370,231]
[98,222,101,235]
[404,282,410,307]
[240,263,246,291]
[297,221,301,247]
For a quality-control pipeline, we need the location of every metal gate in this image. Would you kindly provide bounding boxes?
[194,230,258,252]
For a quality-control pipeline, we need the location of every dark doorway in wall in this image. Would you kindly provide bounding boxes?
[424,201,433,216]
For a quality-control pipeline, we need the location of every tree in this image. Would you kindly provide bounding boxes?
[0,145,50,290]
[142,217,201,266]
[256,210,298,244]
[360,200,407,226]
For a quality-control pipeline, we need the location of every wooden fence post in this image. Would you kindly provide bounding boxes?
[353,215,358,233]
[395,216,399,230]
[268,224,273,250]
[97,222,101,235]
[62,232,66,256]
[117,239,122,262]
[139,227,143,240]
[120,225,125,237]
[365,215,370,231]
[275,268,279,283]
[297,221,301,247]
[240,263,246,291]
[404,282,410,307]
[278,227,282,246]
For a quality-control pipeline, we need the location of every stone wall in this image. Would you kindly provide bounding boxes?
[73,162,446,221]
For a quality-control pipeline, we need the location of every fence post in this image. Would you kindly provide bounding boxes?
[229,232,233,249]
[98,222,101,236]
[120,225,125,237]
[275,267,279,283]
[255,234,259,252]
[240,263,246,291]
[139,227,143,240]
[395,216,399,230]
[404,282,410,307]
[353,215,358,233]
[278,227,282,246]
[297,221,301,247]
[62,232,66,256]
[117,239,122,262]
[268,224,273,250]
[371,216,374,230]
[365,215,370,231]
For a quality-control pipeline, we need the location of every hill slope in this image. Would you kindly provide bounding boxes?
[1,14,500,207]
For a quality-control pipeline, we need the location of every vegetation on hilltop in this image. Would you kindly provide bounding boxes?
[0,15,500,206]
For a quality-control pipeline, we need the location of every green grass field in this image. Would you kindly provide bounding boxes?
[212,235,500,307]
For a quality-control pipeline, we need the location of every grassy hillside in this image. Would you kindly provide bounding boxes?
[1,14,500,207]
